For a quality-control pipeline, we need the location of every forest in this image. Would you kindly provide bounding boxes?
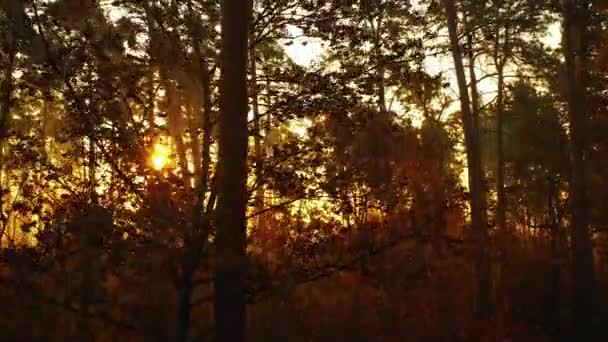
[0,0,607,341]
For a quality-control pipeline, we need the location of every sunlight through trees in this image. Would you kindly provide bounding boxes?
[0,0,607,341]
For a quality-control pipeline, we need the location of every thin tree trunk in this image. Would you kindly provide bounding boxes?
[187,0,213,207]
[162,75,189,179]
[165,0,190,183]
[147,67,156,128]
[176,282,193,341]
[187,103,202,187]
[85,71,97,204]
[547,177,561,335]
[378,62,386,114]
[88,129,96,203]
[142,4,204,340]
[0,32,15,243]
[143,2,157,128]
[493,16,509,316]
[265,67,272,125]
[562,0,595,338]
[0,143,5,246]
[0,34,15,138]
[464,15,481,137]
[198,62,213,206]
[213,0,252,341]
[250,49,265,229]
[175,5,218,340]
[175,237,199,342]
[262,67,273,217]
[373,24,386,114]
[494,25,508,247]
[79,243,94,340]
[465,6,492,319]
[365,7,386,114]
[443,0,491,317]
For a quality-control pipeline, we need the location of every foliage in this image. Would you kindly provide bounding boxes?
[0,0,607,340]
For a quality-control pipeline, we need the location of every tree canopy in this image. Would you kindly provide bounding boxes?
[1,0,607,341]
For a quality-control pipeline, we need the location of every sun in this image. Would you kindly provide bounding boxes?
[151,141,170,170]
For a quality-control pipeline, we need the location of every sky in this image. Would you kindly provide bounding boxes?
[283,21,562,82]
[283,25,326,66]
[281,19,562,129]
[104,3,563,103]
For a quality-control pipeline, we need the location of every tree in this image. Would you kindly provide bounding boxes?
[442,0,491,317]
[562,0,595,338]
[499,81,569,331]
[300,0,422,114]
[213,0,252,341]
[0,6,16,242]
[2,0,608,340]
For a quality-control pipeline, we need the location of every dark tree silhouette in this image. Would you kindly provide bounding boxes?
[213,1,252,341]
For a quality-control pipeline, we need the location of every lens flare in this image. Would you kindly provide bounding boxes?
[151,142,170,170]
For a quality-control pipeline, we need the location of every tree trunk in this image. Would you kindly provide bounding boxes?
[199,61,213,199]
[547,177,561,335]
[173,4,218,341]
[493,15,509,316]
[374,26,386,114]
[187,103,202,186]
[88,121,96,203]
[378,62,386,114]
[443,0,491,317]
[145,3,189,184]
[494,23,508,246]
[213,0,252,341]
[176,252,196,342]
[0,31,15,243]
[0,142,5,245]
[162,75,189,180]
[0,33,15,138]
[85,71,97,204]
[250,49,265,229]
[562,0,595,338]
[143,1,158,127]
[187,0,213,207]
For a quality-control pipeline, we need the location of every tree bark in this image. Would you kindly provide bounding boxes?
[465,27,480,128]
[493,14,509,316]
[562,0,595,338]
[213,0,252,341]
[85,71,97,204]
[187,0,213,207]
[0,32,15,139]
[373,19,386,114]
[173,4,218,341]
[199,61,213,200]
[547,177,561,334]
[443,0,491,317]
[494,19,508,244]
[250,49,265,229]
[142,1,158,127]
[168,78,189,178]
[0,31,15,245]
[187,103,202,186]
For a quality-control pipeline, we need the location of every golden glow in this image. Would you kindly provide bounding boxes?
[151,141,170,170]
